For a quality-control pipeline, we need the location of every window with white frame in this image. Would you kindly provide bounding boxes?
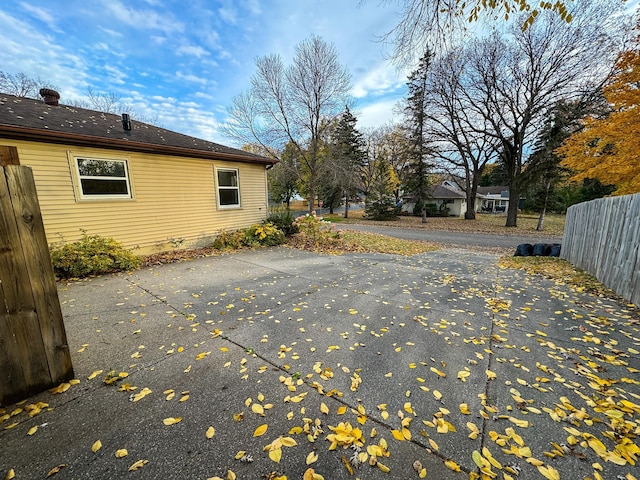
[216,168,240,207]
[75,157,132,199]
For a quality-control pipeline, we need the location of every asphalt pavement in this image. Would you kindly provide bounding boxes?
[1,246,638,479]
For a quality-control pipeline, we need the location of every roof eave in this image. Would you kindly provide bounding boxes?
[0,125,277,166]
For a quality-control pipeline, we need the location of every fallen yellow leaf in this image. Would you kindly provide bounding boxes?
[537,464,560,480]
[128,459,148,471]
[162,417,182,425]
[91,440,102,453]
[253,424,268,437]
[206,426,215,439]
[46,464,67,477]
[280,437,297,447]
[132,387,152,402]
[252,403,265,416]
[269,447,282,463]
[444,460,461,472]
[306,451,318,464]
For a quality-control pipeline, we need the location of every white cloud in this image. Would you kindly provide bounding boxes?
[218,7,237,24]
[104,65,128,85]
[98,26,123,37]
[176,45,210,58]
[175,71,209,85]
[351,62,405,99]
[355,98,402,130]
[18,2,62,32]
[101,0,184,34]
[0,10,89,97]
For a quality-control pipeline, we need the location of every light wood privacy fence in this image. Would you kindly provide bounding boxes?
[561,193,640,306]
[0,165,73,405]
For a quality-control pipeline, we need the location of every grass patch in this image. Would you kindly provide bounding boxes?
[341,211,565,237]
[343,231,437,255]
[286,230,437,256]
[479,213,565,236]
[319,214,349,223]
[498,256,616,297]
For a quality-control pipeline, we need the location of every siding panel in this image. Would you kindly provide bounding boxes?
[2,139,269,253]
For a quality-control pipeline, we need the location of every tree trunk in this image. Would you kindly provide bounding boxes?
[308,181,315,214]
[421,196,427,223]
[536,178,551,231]
[344,194,350,219]
[464,189,476,220]
[464,167,476,220]
[505,182,519,227]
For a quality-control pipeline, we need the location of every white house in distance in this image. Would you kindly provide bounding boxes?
[401,181,511,217]
[477,185,510,213]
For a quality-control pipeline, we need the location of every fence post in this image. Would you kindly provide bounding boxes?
[0,165,73,405]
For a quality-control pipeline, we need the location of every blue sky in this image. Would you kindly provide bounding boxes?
[0,0,408,146]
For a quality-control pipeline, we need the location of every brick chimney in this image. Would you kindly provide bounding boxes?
[39,88,60,106]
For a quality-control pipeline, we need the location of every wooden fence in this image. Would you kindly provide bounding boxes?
[561,193,640,306]
[0,164,73,405]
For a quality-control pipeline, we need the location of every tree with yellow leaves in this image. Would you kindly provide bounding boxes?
[557,25,640,195]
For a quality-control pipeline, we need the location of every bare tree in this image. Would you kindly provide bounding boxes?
[0,70,57,98]
[435,2,627,226]
[423,50,500,219]
[224,35,352,212]
[379,0,585,65]
[68,87,161,126]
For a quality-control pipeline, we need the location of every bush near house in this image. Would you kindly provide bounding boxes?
[266,208,300,236]
[50,234,141,278]
[244,222,286,246]
[213,222,286,250]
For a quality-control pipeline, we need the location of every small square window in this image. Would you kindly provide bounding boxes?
[75,157,132,199]
[217,168,240,208]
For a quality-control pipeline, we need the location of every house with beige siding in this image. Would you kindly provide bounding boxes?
[0,90,276,253]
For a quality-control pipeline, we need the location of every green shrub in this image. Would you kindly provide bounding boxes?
[293,211,342,247]
[213,230,246,250]
[267,208,299,236]
[364,197,400,220]
[50,234,141,278]
[244,222,285,246]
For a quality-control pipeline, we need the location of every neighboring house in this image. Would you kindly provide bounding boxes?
[476,186,510,213]
[401,181,480,217]
[0,90,276,253]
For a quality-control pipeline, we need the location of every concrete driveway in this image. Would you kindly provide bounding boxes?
[1,246,638,479]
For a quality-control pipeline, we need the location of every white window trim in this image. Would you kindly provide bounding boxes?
[73,156,133,200]
[216,167,241,209]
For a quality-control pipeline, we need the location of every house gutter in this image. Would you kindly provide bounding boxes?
[0,125,278,166]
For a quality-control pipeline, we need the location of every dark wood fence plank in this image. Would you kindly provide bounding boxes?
[0,168,51,404]
[0,165,73,405]
[6,166,73,385]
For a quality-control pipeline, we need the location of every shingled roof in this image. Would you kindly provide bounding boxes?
[0,93,276,165]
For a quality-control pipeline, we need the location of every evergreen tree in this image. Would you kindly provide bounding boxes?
[327,107,367,218]
[364,157,400,220]
[402,50,434,223]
